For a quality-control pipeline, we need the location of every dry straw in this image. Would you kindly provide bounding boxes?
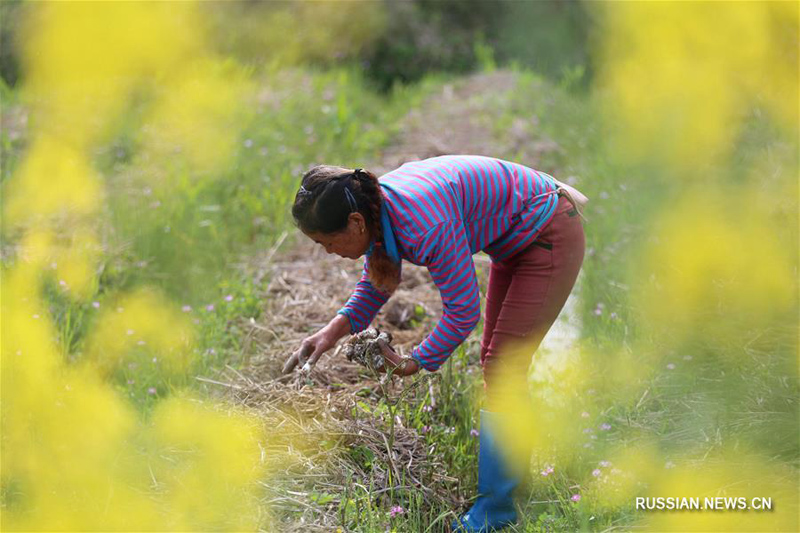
[201,238,477,530]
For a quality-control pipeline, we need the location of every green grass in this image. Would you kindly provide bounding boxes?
[99,67,438,305]
[2,66,443,412]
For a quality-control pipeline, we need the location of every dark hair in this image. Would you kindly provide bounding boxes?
[292,165,400,293]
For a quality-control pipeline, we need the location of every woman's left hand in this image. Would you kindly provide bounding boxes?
[376,339,419,376]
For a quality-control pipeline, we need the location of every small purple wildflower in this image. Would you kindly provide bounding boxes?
[389,505,405,518]
[147,387,157,395]
[600,423,612,431]
[599,460,611,468]
[592,469,601,477]
[92,301,100,309]
[224,295,234,302]
[206,304,215,312]
[571,494,581,502]
[422,405,433,412]
[540,466,554,477]
[127,379,135,385]
[470,429,480,437]
[666,363,676,370]
[594,308,602,316]
[243,139,253,148]
[421,425,430,434]
[182,305,192,312]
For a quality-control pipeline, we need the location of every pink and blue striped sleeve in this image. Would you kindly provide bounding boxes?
[337,256,391,333]
[411,220,481,371]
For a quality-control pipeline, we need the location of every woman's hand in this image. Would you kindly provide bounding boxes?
[376,339,420,376]
[283,314,351,374]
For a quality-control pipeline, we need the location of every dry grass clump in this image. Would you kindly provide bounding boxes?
[214,351,464,531]
[204,238,477,530]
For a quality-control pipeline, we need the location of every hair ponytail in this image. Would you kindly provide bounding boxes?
[351,170,401,294]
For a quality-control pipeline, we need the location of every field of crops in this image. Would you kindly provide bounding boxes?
[1,2,797,532]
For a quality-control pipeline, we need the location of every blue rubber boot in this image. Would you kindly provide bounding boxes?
[452,410,520,532]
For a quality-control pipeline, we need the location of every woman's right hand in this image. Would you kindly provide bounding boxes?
[282,314,351,374]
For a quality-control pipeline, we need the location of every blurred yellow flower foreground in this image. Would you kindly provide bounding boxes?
[2,2,268,530]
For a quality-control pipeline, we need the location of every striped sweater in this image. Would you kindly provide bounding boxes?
[338,155,560,372]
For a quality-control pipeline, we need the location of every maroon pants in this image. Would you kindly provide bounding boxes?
[481,195,586,392]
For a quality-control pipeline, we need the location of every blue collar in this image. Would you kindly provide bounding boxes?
[367,202,400,264]
[381,203,400,263]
